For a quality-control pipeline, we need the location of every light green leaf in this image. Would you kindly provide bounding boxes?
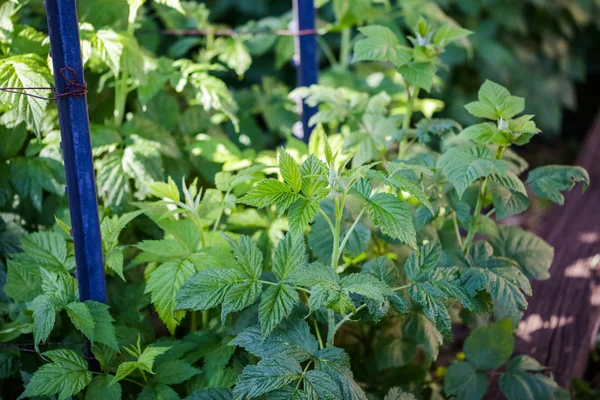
[464,319,514,370]
[398,62,436,92]
[239,178,298,213]
[499,356,568,400]
[0,54,52,134]
[353,25,412,68]
[279,148,302,193]
[146,260,197,334]
[147,177,180,202]
[365,193,416,249]
[433,25,472,47]
[233,356,302,398]
[259,284,300,336]
[19,349,92,400]
[526,165,590,205]
[29,295,57,346]
[85,300,119,351]
[300,154,329,198]
[340,273,394,303]
[404,241,441,281]
[224,234,263,280]
[92,29,124,76]
[288,198,320,234]
[460,123,511,145]
[444,362,488,400]
[384,387,417,400]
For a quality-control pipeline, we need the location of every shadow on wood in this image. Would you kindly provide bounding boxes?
[515,111,600,387]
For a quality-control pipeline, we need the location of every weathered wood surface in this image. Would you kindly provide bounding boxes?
[514,112,600,387]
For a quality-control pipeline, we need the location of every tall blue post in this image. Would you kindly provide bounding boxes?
[292,0,318,143]
[44,0,106,304]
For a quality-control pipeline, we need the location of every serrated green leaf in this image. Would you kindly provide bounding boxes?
[65,302,95,340]
[176,267,247,311]
[384,387,417,400]
[85,300,119,351]
[86,374,121,400]
[148,177,180,202]
[188,388,233,399]
[154,359,200,384]
[526,165,589,205]
[304,370,342,400]
[300,154,329,198]
[444,361,488,400]
[29,295,57,346]
[92,29,123,76]
[499,370,569,400]
[460,122,511,145]
[488,225,553,280]
[313,347,368,400]
[353,25,411,68]
[285,261,338,288]
[224,234,263,279]
[433,25,472,47]
[279,148,302,193]
[437,146,510,198]
[398,62,436,92]
[365,193,416,249]
[239,178,298,213]
[408,284,451,335]
[288,198,320,234]
[341,273,394,303]
[231,318,318,362]
[363,256,398,286]
[259,284,300,336]
[146,260,197,334]
[273,233,307,281]
[233,356,302,398]
[464,319,514,370]
[404,241,441,281]
[19,349,92,400]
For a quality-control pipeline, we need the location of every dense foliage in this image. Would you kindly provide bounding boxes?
[0,0,592,399]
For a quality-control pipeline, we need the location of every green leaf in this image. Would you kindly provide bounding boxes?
[239,178,298,213]
[19,349,92,400]
[176,268,247,311]
[340,273,394,303]
[288,198,320,234]
[137,383,180,400]
[404,241,441,281]
[279,148,302,193]
[489,181,529,220]
[231,318,318,362]
[365,193,416,249]
[444,362,488,400]
[217,37,252,76]
[154,359,200,384]
[65,302,95,340]
[465,80,524,120]
[188,388,233,399]
[408,284,451,335]
[10,157,65,210]
[19,231,71,272]
[146,260,197,334]
[0,123,27,159]
[113,345,171,382]
[148,177,180,202]
[85,374,121,400]
[0,54,52,134]
[29,295,57,346]
[500,356,568,400]
[433,25,472,47]
[460,123,511,145]
[464,319,514,370]
[384,387,417,400]
[300,154,329,199]
[285,261,339,288]
[353,25,412,68]
[273,233,307,281]
[398,62,436,92]
[233,356,302,398]
[437,146,510,198]
[259,284,300,336]
[363,257,398,286]
[488,225,553,280]
[526,165,590,205]
[85,300,119,351]
[225,234,263,280]
[313,347,368,400]
[304,370,342,400]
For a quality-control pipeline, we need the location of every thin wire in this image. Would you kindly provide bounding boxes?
[0,67,87,101]
[139,28,319,37]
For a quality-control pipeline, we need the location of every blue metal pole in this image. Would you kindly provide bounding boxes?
[44,0,106,303]
[293,0,318,143]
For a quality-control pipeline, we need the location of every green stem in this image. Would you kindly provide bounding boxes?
[202,310,209,328]
[294,360,314,392]
[260,280,311,294]
[340,28,351,68]
[399,86,421,159]
[190,214,207,248]
[461,146,506,253]
[338,208,365,257]
[451,211,463,248]
[326,309,335,347]
[317,35,338,67]
[190,311,198,332]
[331,304,367,337]
[392,284,411,292]
[312,319,325,349]
[123,377,145,388]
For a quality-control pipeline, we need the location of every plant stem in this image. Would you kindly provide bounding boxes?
[326,309,335,346]
[461,146,506,252]
[202,310,209,328]
[340,28,351,68]
[451,211,463,248]
[260,280,311,294]
[331,304,367,337]
[338,208,365,255]
[392,284,411,292]
[399,86,421,159]
[190,311,198,332]
[123,378,145,388]
[312,319,325,349]
[317,35,338,67]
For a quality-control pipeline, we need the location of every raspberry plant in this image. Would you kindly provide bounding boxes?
[0,1,591,400]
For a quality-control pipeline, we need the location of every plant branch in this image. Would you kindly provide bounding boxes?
[331,304,368,338]
[451,211,463,248]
